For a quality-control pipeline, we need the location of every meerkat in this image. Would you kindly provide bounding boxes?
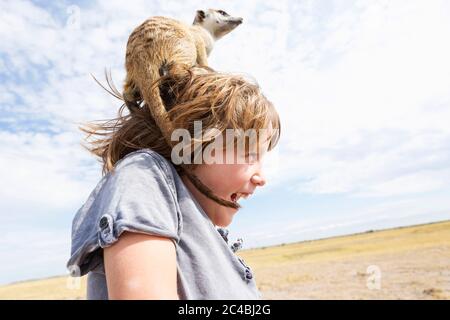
[123,9,243,209]
[123,9,242,122]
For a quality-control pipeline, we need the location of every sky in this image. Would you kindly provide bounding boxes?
[0,0,449,285]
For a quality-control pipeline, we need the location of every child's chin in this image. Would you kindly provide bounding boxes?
[228,207,239,220]
[217,209,238,226]
[229,206,239,214]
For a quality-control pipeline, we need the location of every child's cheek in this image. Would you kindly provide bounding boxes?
[234,166,253,185]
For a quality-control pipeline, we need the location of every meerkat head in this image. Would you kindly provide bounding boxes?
[193,9,243,40]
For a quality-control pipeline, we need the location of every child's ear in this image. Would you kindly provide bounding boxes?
[194,10,206,24]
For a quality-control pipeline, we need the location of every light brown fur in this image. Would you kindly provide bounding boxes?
[123,16,198,147]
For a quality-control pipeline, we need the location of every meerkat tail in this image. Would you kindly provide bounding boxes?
[143,85,175,148]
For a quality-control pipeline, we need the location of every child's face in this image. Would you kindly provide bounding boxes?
[181,135,270,227]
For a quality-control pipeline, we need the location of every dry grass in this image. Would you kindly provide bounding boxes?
[1,220,449,299]
[238,220,450,299]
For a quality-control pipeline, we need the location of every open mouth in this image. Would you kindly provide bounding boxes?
[230,192,252,204]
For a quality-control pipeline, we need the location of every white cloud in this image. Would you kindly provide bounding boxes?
[0,130,100,213]
[261,0,450,197]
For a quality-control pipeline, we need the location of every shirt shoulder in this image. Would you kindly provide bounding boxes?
[113,148,177,192]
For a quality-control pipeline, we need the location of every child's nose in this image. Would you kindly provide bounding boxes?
[251,172,266,187]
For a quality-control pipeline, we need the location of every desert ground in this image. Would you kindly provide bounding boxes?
[1,220,449,300]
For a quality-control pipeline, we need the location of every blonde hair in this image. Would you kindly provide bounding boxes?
[80,66,281,208]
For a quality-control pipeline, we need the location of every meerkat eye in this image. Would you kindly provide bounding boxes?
[218,10,228,16]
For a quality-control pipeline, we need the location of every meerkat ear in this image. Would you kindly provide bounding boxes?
[193,10,206,24]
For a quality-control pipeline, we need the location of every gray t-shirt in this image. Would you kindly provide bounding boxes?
[66,148,262,300]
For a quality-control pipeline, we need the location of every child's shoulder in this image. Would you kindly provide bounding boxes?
[110,148,177,191]
[113,148,172,174]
